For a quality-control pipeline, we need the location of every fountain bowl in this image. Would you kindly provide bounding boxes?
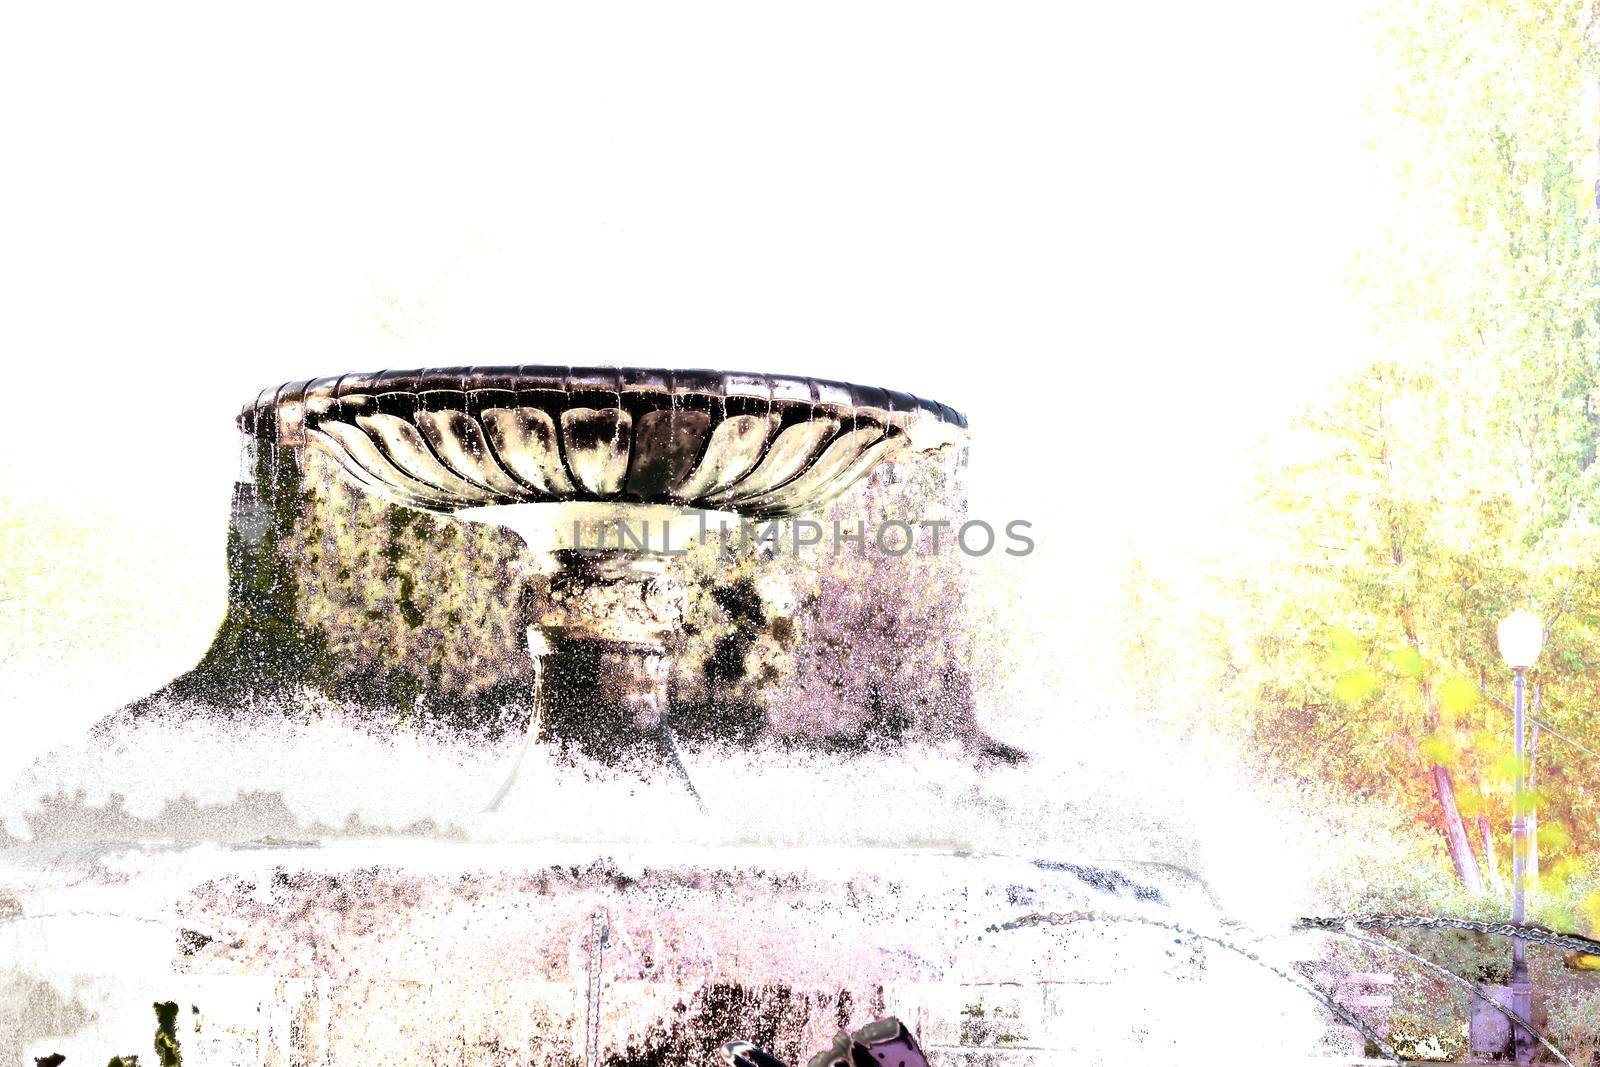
[239,367,967,518]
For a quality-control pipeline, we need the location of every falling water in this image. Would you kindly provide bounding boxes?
[483,641,545,813]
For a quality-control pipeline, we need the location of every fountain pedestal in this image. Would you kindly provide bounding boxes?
[530,548,684,756]
[463,507,712,803]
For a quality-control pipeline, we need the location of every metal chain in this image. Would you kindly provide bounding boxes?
[995,910,1404,1064]
[1303,924,1574,1067]
[1297,914,1600,955]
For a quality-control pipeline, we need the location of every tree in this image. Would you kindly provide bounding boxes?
[1213,0,1600,900]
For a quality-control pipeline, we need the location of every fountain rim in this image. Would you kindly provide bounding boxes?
[239,364,968,441]
[237,364,968,518]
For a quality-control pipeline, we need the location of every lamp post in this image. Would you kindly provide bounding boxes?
[1497,608,1543,1064]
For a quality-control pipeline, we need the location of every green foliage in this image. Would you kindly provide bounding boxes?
[1334,667,1383,706]
[1187,0,1600,905]
[1387,644,1427,679]
[1437,676,1479,719]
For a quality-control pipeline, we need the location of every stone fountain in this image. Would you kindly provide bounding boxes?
[1,364,1340,1066]
[238,367,967,799]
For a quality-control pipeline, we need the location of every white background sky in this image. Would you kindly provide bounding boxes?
[0,2,1378,766]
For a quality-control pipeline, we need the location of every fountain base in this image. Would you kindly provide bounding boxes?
[0,843,1243,1066]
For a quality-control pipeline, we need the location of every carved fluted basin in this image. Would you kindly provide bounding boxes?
[239,366,968,801]
[239,367,965,517]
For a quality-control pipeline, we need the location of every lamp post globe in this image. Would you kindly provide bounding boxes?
[1497,608,1543,1064]
[1498,609,1544,670]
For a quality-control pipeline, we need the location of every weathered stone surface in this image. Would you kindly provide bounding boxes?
[239,368,966,516]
